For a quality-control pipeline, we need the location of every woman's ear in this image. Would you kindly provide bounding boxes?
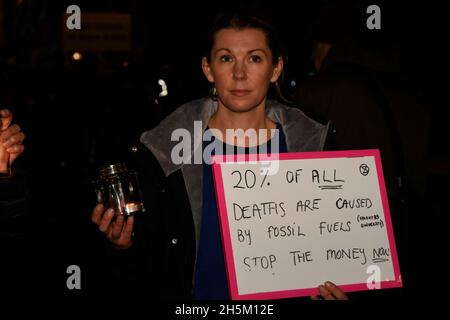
[202,57,215,83]
[270,57,284,83]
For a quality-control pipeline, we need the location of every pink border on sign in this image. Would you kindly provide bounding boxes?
[211,149,402,300]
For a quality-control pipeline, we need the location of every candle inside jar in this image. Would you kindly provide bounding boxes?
[125,202,144,215]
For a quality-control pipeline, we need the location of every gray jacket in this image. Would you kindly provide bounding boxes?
[114,97,330,298]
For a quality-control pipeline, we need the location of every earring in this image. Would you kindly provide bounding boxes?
[210,86,218,101]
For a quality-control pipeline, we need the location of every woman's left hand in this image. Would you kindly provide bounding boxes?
[311,281,349,300]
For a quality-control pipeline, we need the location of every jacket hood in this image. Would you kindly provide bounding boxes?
[140,97,329,177]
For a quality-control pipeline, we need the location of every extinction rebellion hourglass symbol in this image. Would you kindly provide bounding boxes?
[359,164,370,176]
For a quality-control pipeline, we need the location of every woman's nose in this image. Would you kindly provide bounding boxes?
[233,62,247,80]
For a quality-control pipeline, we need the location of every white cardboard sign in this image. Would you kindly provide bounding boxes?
[212,150,402,300]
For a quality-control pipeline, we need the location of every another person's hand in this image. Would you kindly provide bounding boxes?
[311,281,349,300]
[91,203,134,249]
[0,109,25,170]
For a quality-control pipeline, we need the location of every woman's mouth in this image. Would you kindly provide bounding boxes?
[230,90,251,97]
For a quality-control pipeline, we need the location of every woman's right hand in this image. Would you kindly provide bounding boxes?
[91,203,134,249]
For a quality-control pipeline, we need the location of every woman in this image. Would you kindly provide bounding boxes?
[91,11,348,300]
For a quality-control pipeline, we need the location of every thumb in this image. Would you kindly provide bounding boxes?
[0,109,12,130]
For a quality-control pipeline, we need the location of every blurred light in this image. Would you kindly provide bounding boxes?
[158,79,168,97]
[123,61,129,68]
[290,80,297,87]
[72,52,82,61]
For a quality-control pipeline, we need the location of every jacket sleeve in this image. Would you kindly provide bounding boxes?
[100,140,167,297]
[0,160,28,241]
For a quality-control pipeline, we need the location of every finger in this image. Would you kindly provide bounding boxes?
[7,144,25,155]
[99,208,116,233]
[122,215,134,239]
[91,203,105,225]
[1,124,21,142]
[0,109,11,117]
[110,214,125,240]
[3,131,25,148]
[0,109,12,129]
[7,146,25,165]
[319,285,336,300]
[310,295,321,300]
[324,281,348,300]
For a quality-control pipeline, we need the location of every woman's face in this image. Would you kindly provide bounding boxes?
[202,28,283,113]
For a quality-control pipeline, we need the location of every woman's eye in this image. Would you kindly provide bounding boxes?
[220,55,233,62]
[249,55,262,63]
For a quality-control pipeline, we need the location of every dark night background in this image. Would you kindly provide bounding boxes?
[0,0,447,303]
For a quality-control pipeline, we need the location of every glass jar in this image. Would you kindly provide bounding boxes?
[93,163,145,216]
